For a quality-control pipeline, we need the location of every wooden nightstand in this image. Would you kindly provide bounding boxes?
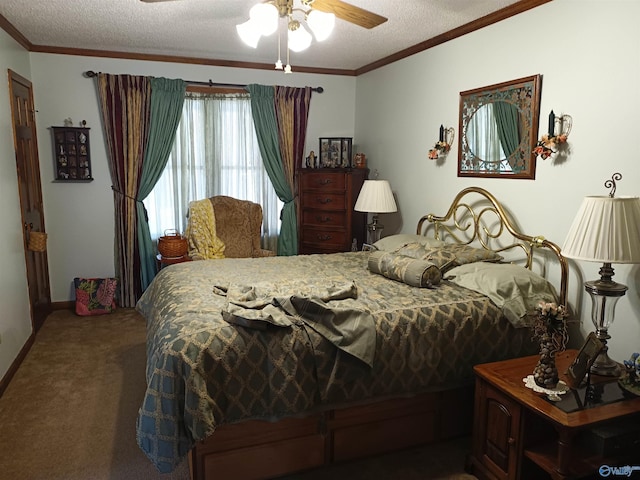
[156,253,191,269]
[467,351,640,480]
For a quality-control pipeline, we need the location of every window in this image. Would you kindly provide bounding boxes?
[144,92,282,252]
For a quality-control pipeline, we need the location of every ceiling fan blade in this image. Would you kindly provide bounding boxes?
[308,0,387,29]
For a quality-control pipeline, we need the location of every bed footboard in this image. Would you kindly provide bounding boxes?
[189,385,474,480]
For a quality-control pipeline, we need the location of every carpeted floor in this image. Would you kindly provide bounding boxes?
[0,308,477,480]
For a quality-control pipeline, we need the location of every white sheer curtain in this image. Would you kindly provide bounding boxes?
[144,92,282,252]
[468,103,510,172]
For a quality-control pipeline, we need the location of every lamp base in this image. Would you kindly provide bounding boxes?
[367,214,384,244]
[590,329,621,377]
[590,355,621,377]
[585,271,627,378]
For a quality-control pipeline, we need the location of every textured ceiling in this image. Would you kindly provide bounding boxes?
[0,0,538,73]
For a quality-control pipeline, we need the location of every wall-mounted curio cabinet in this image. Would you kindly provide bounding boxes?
[51,127,92,181]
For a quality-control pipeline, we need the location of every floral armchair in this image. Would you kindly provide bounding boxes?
[186,195,275,260]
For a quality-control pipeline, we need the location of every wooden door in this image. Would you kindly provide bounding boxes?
[8,69,51,332]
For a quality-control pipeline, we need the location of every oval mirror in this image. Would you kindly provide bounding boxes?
[458,75,541,179]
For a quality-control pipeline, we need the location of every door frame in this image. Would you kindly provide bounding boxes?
[8,68,52,332]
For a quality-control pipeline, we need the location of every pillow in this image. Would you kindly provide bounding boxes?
[372,234,445,252]
[446,262,558,327]
[393,243,503,273]
[442,244,503,268]
[368,251,441,288]
[74,277,118,316]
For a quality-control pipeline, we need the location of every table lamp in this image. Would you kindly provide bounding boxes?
[354,179,397,244]
[561,173,640,376]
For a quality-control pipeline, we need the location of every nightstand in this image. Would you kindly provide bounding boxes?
[467,351,640,480]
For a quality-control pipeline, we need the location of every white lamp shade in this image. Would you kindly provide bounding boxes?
[236,19,261,48]
[250,3,279,36]
[562,195,640,263]
[354,180,398,214]
[288,23,312,52]
[306,10,335,41]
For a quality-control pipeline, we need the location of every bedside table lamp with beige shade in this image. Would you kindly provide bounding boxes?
[354,177,397,244]
[561,173,640,377]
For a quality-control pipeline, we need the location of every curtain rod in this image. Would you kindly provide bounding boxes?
[83,71,324,93]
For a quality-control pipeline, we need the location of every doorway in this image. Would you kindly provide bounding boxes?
[8,69,51,332]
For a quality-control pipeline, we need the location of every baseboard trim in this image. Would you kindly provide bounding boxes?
[52,301,74,310]
[0,331,35,398]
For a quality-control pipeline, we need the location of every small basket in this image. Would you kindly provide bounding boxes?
[28,231,48,252]
[158,229,188,258]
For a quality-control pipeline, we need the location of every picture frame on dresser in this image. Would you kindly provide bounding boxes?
[319,137,352,168]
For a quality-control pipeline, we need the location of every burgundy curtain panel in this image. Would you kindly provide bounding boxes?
[274,86,312,191]
[97,73,151,307]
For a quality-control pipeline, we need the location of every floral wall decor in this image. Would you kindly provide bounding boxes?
[428,125,454,160]
[534,111,572,160]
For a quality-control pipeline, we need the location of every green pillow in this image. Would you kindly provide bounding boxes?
[368,251,441,288]
[373,234,445,252]
[446,262,558,327]
[393,243,503,273]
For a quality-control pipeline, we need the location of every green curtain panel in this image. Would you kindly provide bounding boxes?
[137,77,186,290]
[247,84,297,256]
[493,101,520,170]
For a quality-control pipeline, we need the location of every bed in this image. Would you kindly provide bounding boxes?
[135,187,568,480]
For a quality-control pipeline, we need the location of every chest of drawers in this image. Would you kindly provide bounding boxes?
[296,168,368,254]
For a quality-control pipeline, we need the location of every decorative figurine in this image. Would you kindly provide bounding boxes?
[306,151,316,168]
[354,153,367,168]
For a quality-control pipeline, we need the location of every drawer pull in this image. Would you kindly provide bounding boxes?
[316,179,333,185]
[317,197,332,204]
[317,234,332,241]
[316,215,333,223]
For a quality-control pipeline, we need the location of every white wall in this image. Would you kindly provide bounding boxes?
[355,0,640,361]
[28,54,357,302]
[0,30,33,380]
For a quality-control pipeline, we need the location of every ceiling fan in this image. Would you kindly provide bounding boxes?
[139,0,388,30]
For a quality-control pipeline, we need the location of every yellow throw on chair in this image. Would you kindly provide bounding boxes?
[186,199,225,260]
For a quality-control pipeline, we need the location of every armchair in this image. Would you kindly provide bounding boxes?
[186,195,275,260]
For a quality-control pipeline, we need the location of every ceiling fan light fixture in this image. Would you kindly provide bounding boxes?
[236,19,261,48]
[287,20,312,52]
[237,0,390,72]
[249,3,279,36]
[306,10,335,41]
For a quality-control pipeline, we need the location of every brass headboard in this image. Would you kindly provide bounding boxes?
[416,187,568,305]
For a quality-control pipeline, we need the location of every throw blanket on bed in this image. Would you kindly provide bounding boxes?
[185,198,225,260]
[216,281,375,367]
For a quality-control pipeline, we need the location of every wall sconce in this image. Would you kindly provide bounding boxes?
[534,110,572,160]
[428,125,455,160]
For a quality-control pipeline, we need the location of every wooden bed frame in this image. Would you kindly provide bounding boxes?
[188,187,568,480]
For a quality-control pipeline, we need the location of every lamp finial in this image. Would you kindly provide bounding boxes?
[605,172,622,198]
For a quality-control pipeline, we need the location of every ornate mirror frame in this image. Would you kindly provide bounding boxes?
[458,74,542,179]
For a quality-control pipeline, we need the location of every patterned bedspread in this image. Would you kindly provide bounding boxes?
[135,252,538,472]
